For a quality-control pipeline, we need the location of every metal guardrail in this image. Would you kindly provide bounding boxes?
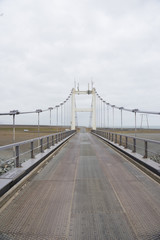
[0,130,76,174]
[91,130,160,162]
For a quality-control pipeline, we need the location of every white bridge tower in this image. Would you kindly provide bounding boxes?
[71,87,96,130]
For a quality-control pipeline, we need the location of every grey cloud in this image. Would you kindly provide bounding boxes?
[0,0,159,126]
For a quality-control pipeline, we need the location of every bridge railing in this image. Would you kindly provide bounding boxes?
[91,130,160,162]
[0,130,75,174]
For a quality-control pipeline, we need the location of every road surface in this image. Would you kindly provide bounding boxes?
[0,132,160,239]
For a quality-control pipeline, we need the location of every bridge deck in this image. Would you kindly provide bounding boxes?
[0,132,160,240]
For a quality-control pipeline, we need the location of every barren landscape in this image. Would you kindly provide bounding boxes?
[0,125,160,146]
[0,125,67,146]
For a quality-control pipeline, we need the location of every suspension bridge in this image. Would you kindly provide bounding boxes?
[0,85,160,240]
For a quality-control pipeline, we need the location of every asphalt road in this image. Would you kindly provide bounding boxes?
[0,132,160,240]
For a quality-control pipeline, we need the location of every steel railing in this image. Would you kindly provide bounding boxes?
[91,130,160,162]
[0,130,76,174]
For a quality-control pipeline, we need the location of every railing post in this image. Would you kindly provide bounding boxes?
[133,138,136,153]
[144,141,148,158]
[57,133,59,142]
[40,138,44,153]
[125,137,128,148]
[15,145,20,167]
[47,137,50,149]
[119,135,122,146]
[112,133,114,142]
[107,132,108,139]
[52,135,54,146]
[31,141,34,158]
[115,134,117,143]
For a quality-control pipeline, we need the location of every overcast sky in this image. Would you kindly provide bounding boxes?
[0,0,160,126]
